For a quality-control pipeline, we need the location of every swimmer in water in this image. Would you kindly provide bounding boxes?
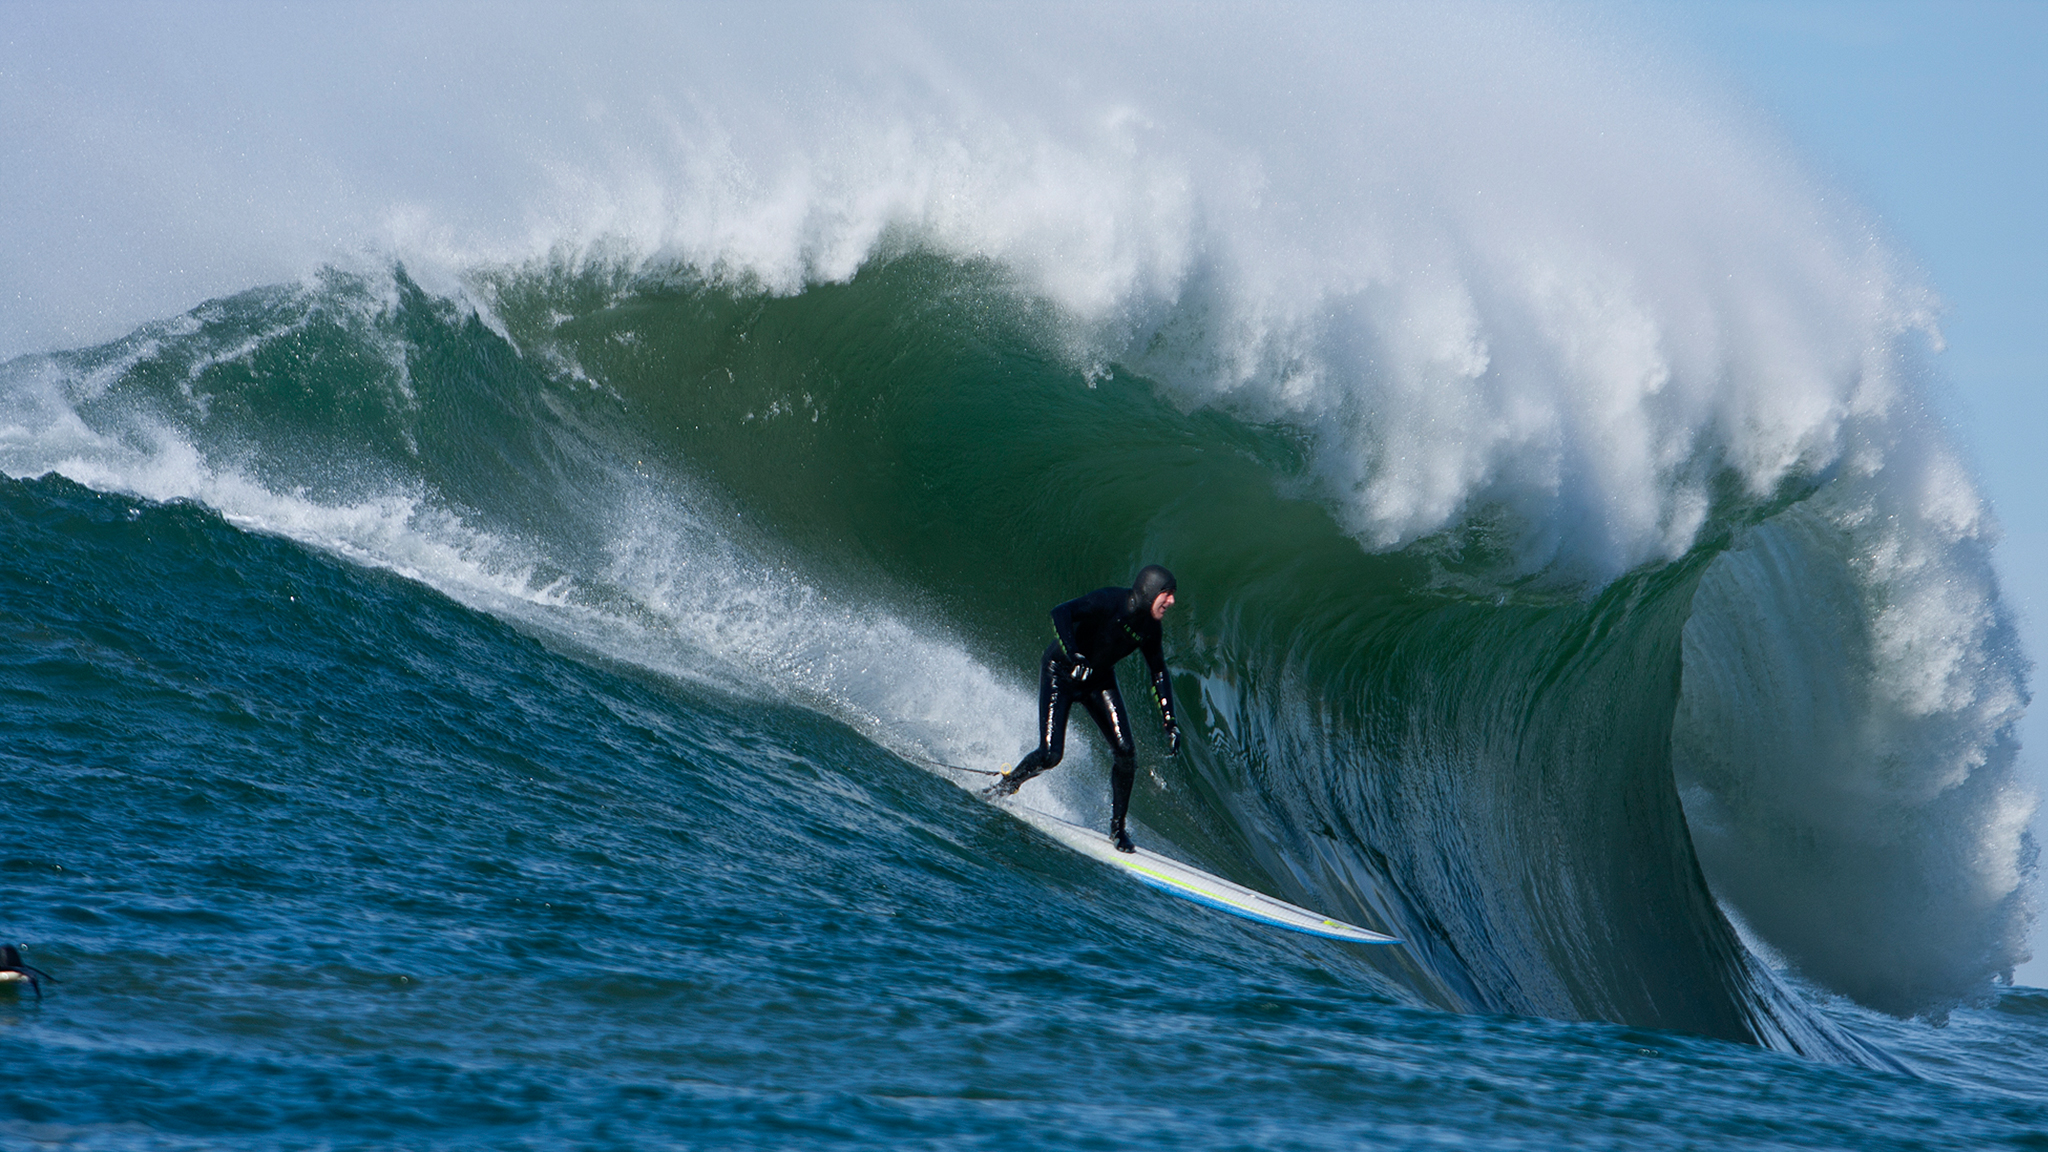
[0,944,55,1000]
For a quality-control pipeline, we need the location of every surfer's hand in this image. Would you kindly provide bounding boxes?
[1164,720,1182,756]
[1063,659,1092,685]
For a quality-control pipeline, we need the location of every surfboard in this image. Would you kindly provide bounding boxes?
[996,800,1400,945]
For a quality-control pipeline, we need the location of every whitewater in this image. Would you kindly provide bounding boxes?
[2,4,2043,1148]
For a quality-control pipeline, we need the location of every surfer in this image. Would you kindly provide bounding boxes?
[994,564,1182,853]
[0,944,56,1000]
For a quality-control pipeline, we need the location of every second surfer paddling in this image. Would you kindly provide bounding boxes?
[994,565,1181,853]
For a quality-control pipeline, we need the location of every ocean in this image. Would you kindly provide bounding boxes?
[2,5,2041,1149]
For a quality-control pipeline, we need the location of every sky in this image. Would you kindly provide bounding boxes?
[1643,0,2048,984]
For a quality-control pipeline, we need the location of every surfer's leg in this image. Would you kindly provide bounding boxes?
[1107,755,1136,853]
[1080,682,1138,852]
[997,645,1071,795]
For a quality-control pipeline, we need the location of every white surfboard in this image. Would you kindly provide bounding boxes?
[997,800,1400,945]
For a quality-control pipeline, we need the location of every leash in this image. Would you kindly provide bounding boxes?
[903,753,1004,777]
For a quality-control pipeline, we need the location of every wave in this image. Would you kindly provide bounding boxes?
[0,3,2032,1059]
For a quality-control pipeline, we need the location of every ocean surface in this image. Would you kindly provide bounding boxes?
[2,5,2042,1149]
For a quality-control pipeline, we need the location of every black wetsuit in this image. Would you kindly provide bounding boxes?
[1001,583,1180,846]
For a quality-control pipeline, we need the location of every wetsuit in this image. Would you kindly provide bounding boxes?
[997,567,1181,852]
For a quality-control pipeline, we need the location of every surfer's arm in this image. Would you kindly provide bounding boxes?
[1142,637,1181,754]
[1047,596,1098,684]
[1049,596,1084,659]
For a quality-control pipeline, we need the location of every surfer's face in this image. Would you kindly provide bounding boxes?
[1150,590,1175,620]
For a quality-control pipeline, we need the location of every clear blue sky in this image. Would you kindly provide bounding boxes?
[1643,0,2048,984]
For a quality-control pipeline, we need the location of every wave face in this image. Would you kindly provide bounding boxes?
[0,3,2033,1056]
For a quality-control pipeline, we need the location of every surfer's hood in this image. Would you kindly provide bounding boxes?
[1128,565,1176,616]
